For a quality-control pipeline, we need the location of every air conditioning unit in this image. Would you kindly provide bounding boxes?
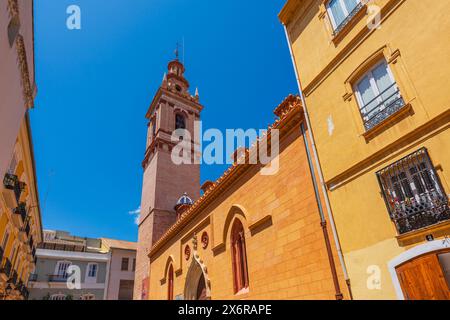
[2,189,18,210]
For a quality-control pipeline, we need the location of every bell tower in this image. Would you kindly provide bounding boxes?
[134,54,203,299]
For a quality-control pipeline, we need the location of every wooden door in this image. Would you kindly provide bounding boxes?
[396,252,450,300]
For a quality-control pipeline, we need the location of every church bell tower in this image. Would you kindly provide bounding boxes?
[134,53,203,299]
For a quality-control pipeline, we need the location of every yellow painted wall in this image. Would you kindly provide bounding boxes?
[0,116,42,298]
[283,0,450,299]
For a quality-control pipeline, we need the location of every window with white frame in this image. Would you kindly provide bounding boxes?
[85,263,98,283]
[354,60,405,131]
[55,261,72,279]
[327,0,362,33]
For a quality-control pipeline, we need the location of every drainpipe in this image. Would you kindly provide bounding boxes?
[103,251,112,300]
[282,23,353,300]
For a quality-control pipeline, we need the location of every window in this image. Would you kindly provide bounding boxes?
[327,0,362,34]
[377,148,450,235]
[55,261,72,279]
[118,280,134,300]
[231,219,249,294]
[175,114,186,130]
[86,263,98,283]
[132,258,136,272]
[87,263,97,277]
[354,61,405,131]
[167,264,174,300]
[121,257,129,271]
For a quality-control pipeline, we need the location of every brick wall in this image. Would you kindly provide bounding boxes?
[147,127,349,300]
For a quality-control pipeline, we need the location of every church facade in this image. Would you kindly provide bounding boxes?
[134,57,350,300]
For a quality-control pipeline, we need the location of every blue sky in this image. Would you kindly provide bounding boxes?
[30,0,297,242]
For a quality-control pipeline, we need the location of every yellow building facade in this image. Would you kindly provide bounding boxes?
[280,0,450,299]
[0,114,43,300]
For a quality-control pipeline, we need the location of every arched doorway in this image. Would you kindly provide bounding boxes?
[396,250,450,300]
[389,241,450,300]
[184,256,211,300]
[196,274,207,300]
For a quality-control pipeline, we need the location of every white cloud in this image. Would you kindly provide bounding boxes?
[128,206,141,225]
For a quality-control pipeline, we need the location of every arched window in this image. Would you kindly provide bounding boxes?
[167,264,174,300]
[231,219,249,293]
[175,114,186,130]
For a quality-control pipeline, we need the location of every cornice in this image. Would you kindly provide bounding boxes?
[8,0,35,109]
[327,109,450,190]
[302,0,406,97]
[149,95,303,257]
[278,0,303,25]
[146,87,203,119]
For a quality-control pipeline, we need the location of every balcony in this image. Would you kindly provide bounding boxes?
[332,2,365,37]
[19,221,31,243]
[378,148,450,235]
[360,83,406,131]
[48,274,69,283]
[21,286,29,300]
[0,258,12,281]
[12,202,27,228]
[2,173,25,209]
[16,282,29,300]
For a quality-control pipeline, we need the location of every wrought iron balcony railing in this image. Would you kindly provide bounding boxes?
[48,274,69,283]
[360,83,405,131]
[14,281,29,300]
[16,281,24,292]
[377,148,450,234]
[332,2,364,36]
[3,173,25,203]
[0,257,12,277]
[21,286,29,300]
[13,202,27,224]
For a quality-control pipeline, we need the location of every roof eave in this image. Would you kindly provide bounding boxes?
[278,0,302,25]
